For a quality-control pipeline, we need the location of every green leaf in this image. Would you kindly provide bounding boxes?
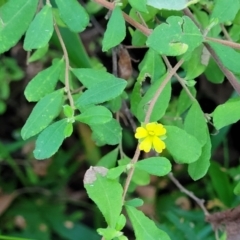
[130,81,142,117]
[136,75,171,122]
[132,29,147,46]
[164,125,202,164]
[91,119,122,146]
[64,122,73,137]
[97,148,119,168]
[24,59,64,102]
[147,16,203,59]
[28,44,49,63]
[208,42,240,74]
[234,182,240,195]
[129,0,148,13]
[107,165,126,179]
[146,0,193,10]
[184,101,208,147]
[137,49,166,82]
[188,130,211,180]
[97,228,120,239]
[102,6,126,52]
[0,0,39,54]
[75,106,112,125]
[211,0,240,23]
[21,89,64,140]
[115,214,126,231]
[23,4,54,50]
[177,87,196,115]
[71,68,114,88]
[204,57,224,84]
[55,0,89,32]
[135,157,171,177]
[125,198,144,207]
[34,119,68,159]
[63,104,74,118]
[76,79,127,108]
[125,205,170,240]
[213,97,240,130]
[84,166,123,228]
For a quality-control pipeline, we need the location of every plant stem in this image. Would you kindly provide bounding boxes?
[54,22,75,109]
[144,58,184,123]
[205,36,240,50]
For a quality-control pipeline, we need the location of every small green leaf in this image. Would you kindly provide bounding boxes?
[34,119,68,159]
[146,0,192,10]
[107,165,127,179]
[102,6,126,51]
[75,106,112,125]
[97,228,120,239]
[64,122,73,137]
[91,119,122,146]
[130,81,142,117]
[204,58,224,84]
[184,101,208,147]
[97,148,119,168]
[164,125,202,164]
[71,68,114,88]
[125,198,144,207]
[24,59,64,102]
[135,157,171,177]
[63,104,74,118]
[115,214,126,231]
[234,182,240,195]
[129,0,148,13]
[125,205,171,240]
[208,42,240,74]
[0,0,39,54]
[76,79,127,108]
[28,44,49,63]
[188,131,211,180]
[136,75,171,122]
[84,166,123,228]
[23,4,54,50]
[137,49,166,82]
[21,89,64,140]
[213,97,240,130]
[147,16,203,59]
[55,0,89,32]
[211,0,240,23]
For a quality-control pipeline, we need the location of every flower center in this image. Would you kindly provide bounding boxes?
[148,130,155,136]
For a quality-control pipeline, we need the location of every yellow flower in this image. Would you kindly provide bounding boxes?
[135,122,166,153]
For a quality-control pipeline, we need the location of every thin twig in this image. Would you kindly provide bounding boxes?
[205,36,240,50]
[54,22,75,108]
[220,24,232,41]
[168,173,209,216]
[144,58,184,123]
[162,56,196,102]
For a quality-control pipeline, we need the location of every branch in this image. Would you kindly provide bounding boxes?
[54,22,75,109]
[168,173,209,216]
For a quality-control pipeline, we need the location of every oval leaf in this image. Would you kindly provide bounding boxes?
[55,0,89,32]
[23,4,54,50]
[213,97,240,130]
[147,0,190,10]
[184,101,208,147]
[135,157,172,177]
[126,205,171,240]
[75,106,112,125]
[34,119,68,160]
[164,125,202,164]
[24,59,64,102]
[102,6,126,52]
[84,167,123,228]
[21,89,64,140]
[0,0,39,54]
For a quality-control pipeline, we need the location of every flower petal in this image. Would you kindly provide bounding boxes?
[139,136,152,153]
[146,122,157,132]
[154,124,166,136]
[152,136,166,153]
[135,127,148,139]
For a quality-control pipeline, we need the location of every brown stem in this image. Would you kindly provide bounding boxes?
[144,58,185,123]
[205,36,240,50]
[54,22,75,108]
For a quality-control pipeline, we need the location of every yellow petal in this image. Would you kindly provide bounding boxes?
[139,136,152,152]
[135,127,148,139]
[154,124,166,136]
[146,122,157,132]
[152,136,166,153]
